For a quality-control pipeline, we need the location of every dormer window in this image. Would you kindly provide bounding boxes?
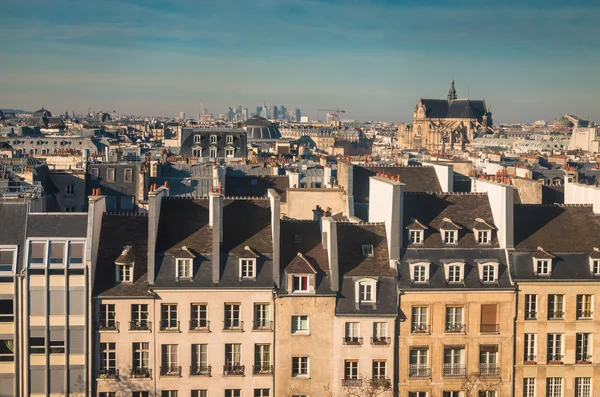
[240,259,256,279]
[476,260,499,283]
[444,230,457,245]
[177,259,192,279]
[443,261,465,283]
[441,218,461,245]
[115,246,134,283]
[117,263,132,282]
[536,259,550,275]
[194,135,201,144]
[409,261,430,283]
[292,275,309,292]
[477,230,491,244]
[409,230,424,244]
[356,279,376,303]
[589,249,600,276]
[362,245,374,257]
[210,135,217,144]
[474,218,494,245]
[226,135,233,144]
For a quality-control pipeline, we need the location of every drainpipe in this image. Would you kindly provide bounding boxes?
[512,282,518,397]
[271,289,277,396]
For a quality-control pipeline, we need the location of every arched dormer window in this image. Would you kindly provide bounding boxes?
[355,278,377,304]
[115,246,134,282]
[193,135,201,144]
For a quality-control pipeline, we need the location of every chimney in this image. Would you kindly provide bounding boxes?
[209,191,223,283]
[147,186,168,284]
[321,217,339,292]
[470,178,514,248]
[287,169,301,190]
[268,189,281,287]
[87,193,106,288]
[368,176,403,267]
[324,165,333,188]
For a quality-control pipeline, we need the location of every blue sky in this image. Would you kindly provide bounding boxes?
[0,0,599,122]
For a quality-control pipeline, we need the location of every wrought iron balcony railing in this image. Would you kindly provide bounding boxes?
[479,364,499,377]
[411,324,429,333]
[160,320,180,331]
[443,363,466,378]
[252,364,274,375]
[129,320,151,331]
[223,320,244,331]
[97,368,119,379]
[409,364,431,379]
[253,320,273,330]
[190,365,211,376]
[160,366,182,376]
[130,367,152,379]
[97,321,119,332]
[342,378,362,387]
[223,364,245,375]
[445,323,466,333]
[343,336,363,346]
[371,337,391,346]
[189,320,210,331]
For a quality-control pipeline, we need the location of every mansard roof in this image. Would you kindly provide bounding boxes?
[156,198,212,254]
[420,98,487,120]
[337,223,395,278]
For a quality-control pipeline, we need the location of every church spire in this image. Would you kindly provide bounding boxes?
[447,80,457,101]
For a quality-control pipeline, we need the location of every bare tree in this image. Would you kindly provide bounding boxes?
[460,372,503,397]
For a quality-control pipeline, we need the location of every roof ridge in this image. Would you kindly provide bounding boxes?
[104,212,148,217]
[516,203,593,207]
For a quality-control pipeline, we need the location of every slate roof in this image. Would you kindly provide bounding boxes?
[285,253,318,274]
[222,199,272,254]
[421,98,487,120]
[225,175,289,202]
[510,252,599,281]
[513,205,600,252]
[353,165,442,204]
[398,248,512,290]
[26,213,88,237]
[0,203,27,270]
[156,198,212,255]
[93,214,153,297]
[403,193,498,248]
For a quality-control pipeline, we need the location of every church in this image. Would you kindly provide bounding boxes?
[398,81,493,152]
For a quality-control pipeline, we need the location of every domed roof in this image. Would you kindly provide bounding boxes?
[553,117,573,126]
[33,108,52,118]
[243,115,282,140]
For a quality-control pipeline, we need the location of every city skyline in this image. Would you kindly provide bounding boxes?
[0,0,599,122]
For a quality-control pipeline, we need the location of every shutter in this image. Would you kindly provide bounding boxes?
[29,289,46,315]
[69,367,84,393]
[68,327,85,354]
[480,304,497,325]
[29,367,46,394]
[0,376,15,397]
[49,289,65,315]
[68,289,85,315]
[49,367,65,394]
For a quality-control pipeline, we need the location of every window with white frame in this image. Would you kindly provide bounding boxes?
[191,303,208,329]
[358,280,375,303]
[409,230,423,244]
[523,378,536,397]
[191,344,208,373]
[344,322,360,344]
[161,391,178,397]
[161,344,179,374]
[535,259,551,275]
[548,295,564,319]
[447,264,463,283]
[65,184,75,196]
[132,342,150,370]
[225,391,240,397]
[291,315,308,334]
[373,322,388,342]
[224,303,241,329]
[546,378,563,397]
[478,392,496,397]
[477,230,491,244]
[177,258,192,279]
[99,342,116,374]
[372,360,386,379]
[292,275,309,292]
[411,264,429,283]
[117,263,132,282]
[576,333,592,362]
[254,303,270,329]
[443,347,465,371]
[480,263,497,283]
[210,135,217,144]
[575,378,591,397]
[225,343,242,366]
[160,304,178,330]
[29,241,46,266]
[0,248,16,273]
[254,389,269,397]
[412,306,429,333]
[226,135,233,144]
[524,333,537,362]
[443,230,457,244]
[191,391,207,397]
[98,304,116,330]
[107,168,115,182]
[225,147,235,157]
[442,392,459,397]
[409,393,428,397]
[292,356,309,377]
[362,244,374,257]
[547,333,563,362]
[577,295,593,319]
[240,259,256,279]
[592,259,600,276]
[209,147,217,158]
[194,135,201,144]
[344,360,359,379]
[445,307,465,332]
[124,168,133,182]
[131,304,149,330]
[525,294,537,320]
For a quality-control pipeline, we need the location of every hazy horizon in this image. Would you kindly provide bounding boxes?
[1,0,599,123]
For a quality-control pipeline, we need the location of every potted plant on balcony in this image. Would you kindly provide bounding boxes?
[577,359,591,364]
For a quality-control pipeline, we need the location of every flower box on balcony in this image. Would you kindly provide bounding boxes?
[549,360,563,365]
[577,360,591,364]
[524,361,537,365]
[413,330,427,334]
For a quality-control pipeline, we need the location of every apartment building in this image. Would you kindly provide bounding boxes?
[511,204,600,397]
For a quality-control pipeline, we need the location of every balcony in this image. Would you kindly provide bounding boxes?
[252,364,274,375]
[445,323,466,333]
[479,364,499,377]
[524,355,537,364]
[190,365,212,376]
[548,311,564,320]
[343,336,363,346]
[524,311,537,320]
[129,320,152,331]
[577,310,593,319]
[160,366,182,377]
[97,368,119,379]
[409,364,431,379]
[342,378,362,387]
[223,364,245,376]
[371,378,391,389]
[97,321,119,332]
[253,320,273,331]
[160,320,180,332]
[189,320,210,332]
[548,354,564,364]
[443,363,466,378]
[480,324,499,333]
[576,355,592,364]
[130,368,152,379]
[223,320,244,331]
[371,337,391,346]
[411,324,430,334]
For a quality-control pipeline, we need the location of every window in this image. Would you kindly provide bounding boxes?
[254,344,271,373]
[576,333,592,362]
[480,304,498,333]
[448,265,463,283]
[191,304,208,329]
[0,339,14,362]
[443,347,465,376]
[65,206,76,212]
[226,135,234,144]
[105,196,116,210]
[443,230,457,244]
[161,392,178,397]
[210,147,217,157]
[69,242,84,266]
[133,342,150,371]
[446,307,464,332]
[292,357,309,377]
[100,393,115,397]
[481,264,496,283]
[409,393,428,397]
[525,294,537,320]
[362,244,374,257]
[292,275,309,292]
[576,378,591,397]
[191,344,208,374]
[50,242,65,266]
[254,390,269,397]
[477,230,490,244]
[547,334,563,362]
[443,393,460,397]
[548,295,564,319]
[523,378,536,397]
[373,322,388,343]
[107,168,115,182]
[291,315,308,333]
[98,304,116,330]
[191,392,207,397]
[100,342,116,374]
[224,304,241,329]
[117,264,132,282]
[49,338,65,354]
[160,304,178,330]
[225,343,242,368]
[177,259,192,279]
[359,281,374,302]
[344,322,360,344]
[133,393,150,397]
[592,259,600,276]
[0,300,13,322]
[194,135,201,144]
[478,392,496,397]
[29,242,46,265]
[161,344,179,375]
[577,295,593,319]
[344,360,359,379]
[210,135,217,144]
[124,168,133,182]
[65,184,75,195]
[412,307,429,333]
[409,230,423,244]
[192,148,202,157]
[225,391,240,397]
[91,168,99,180]
[409,348,429,378]
[254,303,270,329]
[479,345,498,376]
[225,148,235,157]
[547,378,563,397]
[524,333,537,362]
[413,265,428,283]
[30,337,45,354]
[536,259,550,275]
[240,259,255,279]
[0,249,15,272]
[131,304,149,330]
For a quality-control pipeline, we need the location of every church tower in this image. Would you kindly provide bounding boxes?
[447,80,457,101]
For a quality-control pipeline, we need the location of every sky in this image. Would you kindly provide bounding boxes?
[0,0,599,123]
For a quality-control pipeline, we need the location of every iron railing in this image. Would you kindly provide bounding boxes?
[223,364,245,375]
[409,364,431,379]
[253,320,273,330]
[189,320,210,331]
[130,368,152,378]
[480,324,499,333]
[129,320,151,331]
[411,324,430,333]
[479,364,499,377]
[223,320,244,330]
[371,337,391,345]
[252,364,274,374]
[445,323,466,333]
[190,365,211,376]
[342,378,362,387]
[343,337,363,346]
[97,368,119,379]
[443,363,466,377]
[160,320,180,331]
[160,366,182,376]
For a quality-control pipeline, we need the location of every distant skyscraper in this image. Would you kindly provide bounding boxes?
[272,106,278,120]
[295,108,301,122]
[279,105,287,120]
[179,112,185,121]
[242,108,249,120]
[260,105,268,119]
[256,106,263,117]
